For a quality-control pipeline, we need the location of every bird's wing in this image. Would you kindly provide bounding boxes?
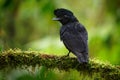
[75,23,88,49]
[61,22,88,54]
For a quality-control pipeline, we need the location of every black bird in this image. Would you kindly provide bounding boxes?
[53,8,88,63]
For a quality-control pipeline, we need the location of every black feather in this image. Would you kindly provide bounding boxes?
[53,8,88,63]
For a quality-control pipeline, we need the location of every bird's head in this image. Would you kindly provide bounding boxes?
[53,8,78,25]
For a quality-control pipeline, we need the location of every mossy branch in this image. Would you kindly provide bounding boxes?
[0,49,120,80]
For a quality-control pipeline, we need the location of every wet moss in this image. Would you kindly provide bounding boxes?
[0,49,120,80]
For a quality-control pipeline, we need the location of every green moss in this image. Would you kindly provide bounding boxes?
[0,49,120,80]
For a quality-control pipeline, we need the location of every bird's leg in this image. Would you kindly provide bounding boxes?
[66,51,70,57]
[62,51,70,58]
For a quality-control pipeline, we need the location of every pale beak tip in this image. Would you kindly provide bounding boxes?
[52,17,61,21]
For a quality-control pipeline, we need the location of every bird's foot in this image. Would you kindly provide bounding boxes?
[62,55,69,58]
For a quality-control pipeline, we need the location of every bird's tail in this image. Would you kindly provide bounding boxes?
[76,53,89,63]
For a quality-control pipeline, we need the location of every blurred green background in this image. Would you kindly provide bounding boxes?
[0,0,120,65]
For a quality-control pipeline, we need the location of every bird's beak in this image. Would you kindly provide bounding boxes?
[52,17,61,21]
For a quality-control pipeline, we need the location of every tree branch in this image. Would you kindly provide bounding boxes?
[0,49,120,80]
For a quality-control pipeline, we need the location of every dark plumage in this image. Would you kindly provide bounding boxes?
[53,8,88,63]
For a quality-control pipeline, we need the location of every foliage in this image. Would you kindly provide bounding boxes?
[0,0,120,80]
[0,66,101,80]
[0,0,120,64]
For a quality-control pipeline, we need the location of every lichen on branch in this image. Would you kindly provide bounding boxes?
[0,49,120,80]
